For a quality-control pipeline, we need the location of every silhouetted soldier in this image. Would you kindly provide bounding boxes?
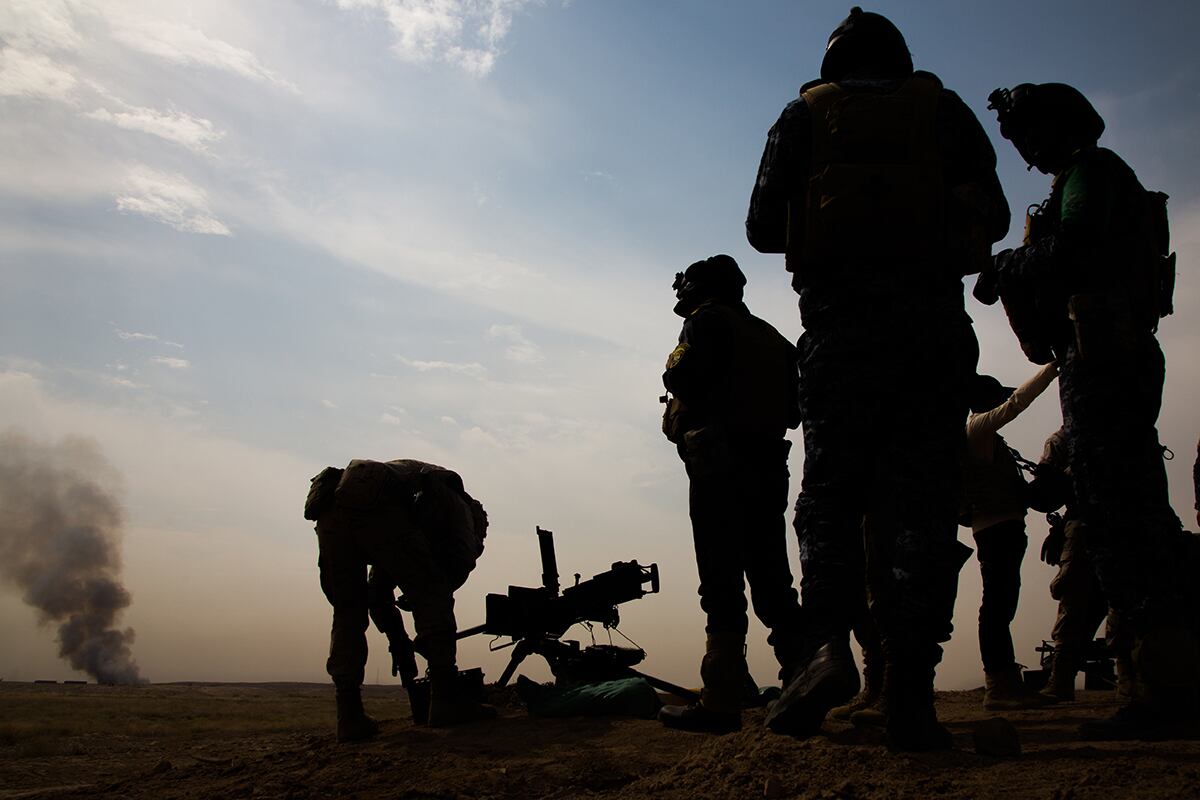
[658,254,806,734]
[747,7,1009,750]
[962,365,1057,710]
[986,82,1197,739]
[304,459,493,742]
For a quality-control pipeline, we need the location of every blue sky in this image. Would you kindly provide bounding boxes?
[2,0,1198,689]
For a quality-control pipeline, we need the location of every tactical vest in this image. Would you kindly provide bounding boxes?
[790,74,946,281]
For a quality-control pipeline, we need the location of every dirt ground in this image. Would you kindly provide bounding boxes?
[2,680,1199,800]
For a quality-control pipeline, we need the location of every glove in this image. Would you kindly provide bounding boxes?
[1040,514,1066,566]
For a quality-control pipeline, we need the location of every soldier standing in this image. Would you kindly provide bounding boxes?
[961,365,1058,709]
[747,7,1009,750]
[304,458,493,741]
[986,82,1197,738]
[658,254,806,734]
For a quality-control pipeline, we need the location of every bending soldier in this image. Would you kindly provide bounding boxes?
[987,82,1197,739]
[304,459,492,742]
[658,254,806,734]
[747,6,1009,750]
[961,364,1057,709]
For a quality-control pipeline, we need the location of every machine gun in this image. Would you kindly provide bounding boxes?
[457,527,697,701]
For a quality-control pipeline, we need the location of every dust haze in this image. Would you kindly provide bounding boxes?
[0,428,144,684]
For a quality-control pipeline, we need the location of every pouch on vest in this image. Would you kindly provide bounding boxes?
[660,393,692,445]
[794,76,946,277]
[1145,190,1176,322]
[304,466,344,521]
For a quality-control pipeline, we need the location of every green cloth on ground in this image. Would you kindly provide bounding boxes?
[515,676,663,718]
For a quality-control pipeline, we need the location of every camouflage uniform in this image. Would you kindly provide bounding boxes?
[664,293,806,711]
[314,459,485,686]
[998,147,1185,648]
[748,71,1007,684]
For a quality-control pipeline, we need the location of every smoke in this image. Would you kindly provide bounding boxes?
[0,429,145,684]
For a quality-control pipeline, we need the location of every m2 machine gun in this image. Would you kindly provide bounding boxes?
[457,527,697,701]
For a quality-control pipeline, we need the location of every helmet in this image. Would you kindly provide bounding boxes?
[968,374,1015,414]
[988,83,1105,172]
[672,254,746,316]
[821,7,912,82]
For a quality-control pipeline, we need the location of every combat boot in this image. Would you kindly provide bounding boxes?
[831,648,882,721]
[765,637,859,737]
[983,666,1056,710]
[660,632,744,734]
[849,662,891,728]
[426,667,497,727]
[1040,649,1077,701]
[885,660,952,752]
[335,684,380,743]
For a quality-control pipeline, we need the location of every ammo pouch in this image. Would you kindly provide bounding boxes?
[304,466,344,521]
[1067,293,1140,361]
[682,426,733,479]
[660,393,691,445]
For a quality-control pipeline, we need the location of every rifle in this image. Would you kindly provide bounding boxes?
[457,527,698,702]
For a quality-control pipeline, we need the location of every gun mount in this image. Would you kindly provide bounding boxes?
[457,527,694,701]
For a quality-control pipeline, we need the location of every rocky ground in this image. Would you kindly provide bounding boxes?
[2,680,1199,799]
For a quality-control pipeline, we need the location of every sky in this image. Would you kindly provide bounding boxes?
[2,0,1199,691]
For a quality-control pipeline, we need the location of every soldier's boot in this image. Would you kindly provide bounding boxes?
[885,660,953,752]
[1081,625,1200,741]
[426,666,497,727]
[831,646,883,721]
[1040,649,1078,701]
[983,666,1057,711]
[659,632,743,734]
[765,636,859,737]
[849,662,891,728]
[335,683,380,743]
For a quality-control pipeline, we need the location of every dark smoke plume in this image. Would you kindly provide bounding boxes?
[0,429,145,684]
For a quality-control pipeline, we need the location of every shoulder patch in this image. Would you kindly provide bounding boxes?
[666,342,689,370]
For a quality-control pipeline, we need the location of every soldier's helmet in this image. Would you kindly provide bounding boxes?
[672,254,746,315]
[821,7,913,81]
[988,83,1105,171]
[968,374,1016,414]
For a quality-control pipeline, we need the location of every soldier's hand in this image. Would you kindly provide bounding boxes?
[972,266,1001,306]
[1040,529,1064,566]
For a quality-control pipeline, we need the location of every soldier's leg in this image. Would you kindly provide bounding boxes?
[973,520,1028,674]
[1044,522,1108,699]
[316,512,378,742]
[739,440,805,681]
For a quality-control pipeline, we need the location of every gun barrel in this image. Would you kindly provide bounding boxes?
[536,526,560,596]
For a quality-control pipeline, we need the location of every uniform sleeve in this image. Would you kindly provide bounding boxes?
[747,98,811,254]
[966,362,1058,441]
[937,89,1010,243]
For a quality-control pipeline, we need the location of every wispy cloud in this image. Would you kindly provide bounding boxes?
[0,48,77,100]
[106,13,297,92]
[335,0,536,77]
[150,356,190,370]
[86,106,223,153]
[487,323,544,364]
[0,0,84,52]
[397,355,487,379]
[113,326,184,348]
[115,166,231,236]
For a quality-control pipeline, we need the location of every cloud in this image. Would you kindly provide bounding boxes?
[149,356,190,370]
[0,47,78,100]
[397,355,487,379]
[335,0,536,77]
[113,326,184,348]
[0,0,84,52]
[461,425,502,448]
[486,323,544,364]
[106,13,297,92]
[114,166,231,236]
[85,106,223,153]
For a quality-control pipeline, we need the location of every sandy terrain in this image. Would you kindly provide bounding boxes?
[1,680,1198,799]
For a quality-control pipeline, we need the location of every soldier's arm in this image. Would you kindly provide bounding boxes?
[938,88,1010,244]
[747,98,810,254]
[663,310,731,411]
[965,362,1058,440]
